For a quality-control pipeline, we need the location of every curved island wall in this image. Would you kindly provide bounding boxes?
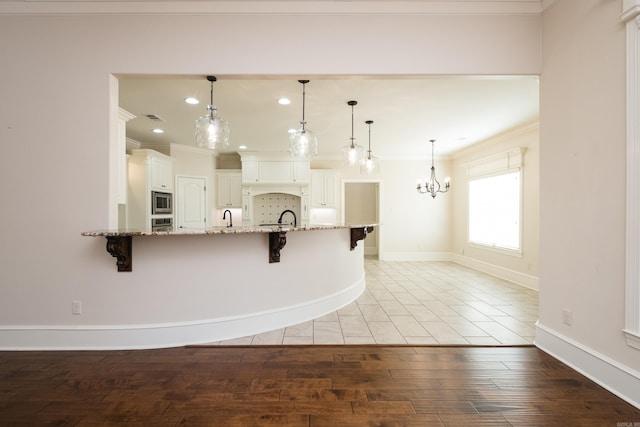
[2,226,370,350]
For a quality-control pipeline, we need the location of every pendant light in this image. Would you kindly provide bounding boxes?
[417,139,450,198]
[361,120,380,174]
[289,80,318,158]
[195,75,230,150]
[342,100,365,167]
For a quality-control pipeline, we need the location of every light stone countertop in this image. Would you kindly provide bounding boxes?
[81,224,376,237]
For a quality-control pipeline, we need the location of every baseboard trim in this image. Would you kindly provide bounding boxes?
[0,274,365,351]
[453,254,539,290]
[535,322,640,409]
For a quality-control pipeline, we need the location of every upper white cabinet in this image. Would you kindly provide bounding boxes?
[150,155,174,191]
[217,170,242,208]
[311,170,337,207]
[240,153,310,184]
[242,161,259,183]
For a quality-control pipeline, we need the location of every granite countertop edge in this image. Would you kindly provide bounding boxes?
[81,224,377,237]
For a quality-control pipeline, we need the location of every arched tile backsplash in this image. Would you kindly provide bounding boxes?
[255,193,301,225]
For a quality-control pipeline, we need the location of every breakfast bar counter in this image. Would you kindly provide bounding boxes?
[79,224,376,347]
[83,224,375,272]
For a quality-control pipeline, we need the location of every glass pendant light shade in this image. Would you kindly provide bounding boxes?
[289,80,318,158]
[362,153,380,174]
[289,128,318,158]
[196,107,230,149]
[195,75,230,150]
[343,143,365,167]
[342,100,365,167]
[361,120,380,174]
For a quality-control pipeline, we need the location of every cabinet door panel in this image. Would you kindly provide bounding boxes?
[259,162,292,182]
[227,174,242,207]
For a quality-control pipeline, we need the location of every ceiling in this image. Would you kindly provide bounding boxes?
[118,74,539,160]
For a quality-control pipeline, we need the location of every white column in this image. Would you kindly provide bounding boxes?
[623,0,640,350]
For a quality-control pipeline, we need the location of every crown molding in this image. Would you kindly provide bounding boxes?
[0,1,548,16]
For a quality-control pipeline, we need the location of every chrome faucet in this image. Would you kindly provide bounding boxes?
[223,209,232,227]
[278,209,297,227]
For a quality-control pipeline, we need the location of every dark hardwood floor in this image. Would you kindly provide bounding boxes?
[1,345,639,426]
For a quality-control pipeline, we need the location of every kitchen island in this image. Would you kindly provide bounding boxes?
[79,224,375,348]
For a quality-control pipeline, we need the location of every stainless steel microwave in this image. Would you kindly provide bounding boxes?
[151,191,173,215]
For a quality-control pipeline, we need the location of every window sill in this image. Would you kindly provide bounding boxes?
[467,242,523,258]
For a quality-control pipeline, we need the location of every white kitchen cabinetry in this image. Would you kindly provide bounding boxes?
[311,171,337,207]
[127,149,175,230]
[242,189,253,226]
[216,170,242,208]
[240,159,310,184]
[242,161,259,183]
[150,156,174,191]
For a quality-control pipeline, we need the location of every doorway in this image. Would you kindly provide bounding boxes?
[343,181,380,258]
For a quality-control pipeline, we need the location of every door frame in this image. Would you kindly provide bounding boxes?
[341,178,382,258]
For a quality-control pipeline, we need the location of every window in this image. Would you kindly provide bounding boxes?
[469,171,521,251]
[464,148,524,254]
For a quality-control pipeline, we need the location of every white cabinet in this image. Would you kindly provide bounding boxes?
[242,161,259,183]
[311,171,337,207]
[293,161,310,183]
[127,149,175,230]
[241,159,310,184]
[216,170,242,208]
[241,190,253,226]
[150,156,174,191]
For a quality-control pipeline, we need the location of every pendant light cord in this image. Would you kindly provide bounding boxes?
[301,82,306,131]
[350,102,356,149]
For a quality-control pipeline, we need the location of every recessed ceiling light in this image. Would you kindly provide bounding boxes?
[238,145,247,150]
[278,98,291,105]
[185,97,199,105]
[152,128,164,134]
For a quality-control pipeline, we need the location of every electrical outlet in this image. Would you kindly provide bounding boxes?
[72,300,82,315]
[562,308,572,326]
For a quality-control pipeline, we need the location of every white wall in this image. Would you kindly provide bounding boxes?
[0,11,540,343]
[537,0,640,407]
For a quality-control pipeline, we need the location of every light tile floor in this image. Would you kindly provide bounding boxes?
[209,258,539,346]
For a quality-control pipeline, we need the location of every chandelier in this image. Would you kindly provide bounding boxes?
[342,100,365,167]
[417,139,450,198]
[361,120,380,174]
[289,80,318,158]
[195,75,230,150]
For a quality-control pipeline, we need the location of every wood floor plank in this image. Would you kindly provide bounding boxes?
[0,346,639,426]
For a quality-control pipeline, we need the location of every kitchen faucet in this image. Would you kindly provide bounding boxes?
[278,210,297,227]
[223,209,232,227]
